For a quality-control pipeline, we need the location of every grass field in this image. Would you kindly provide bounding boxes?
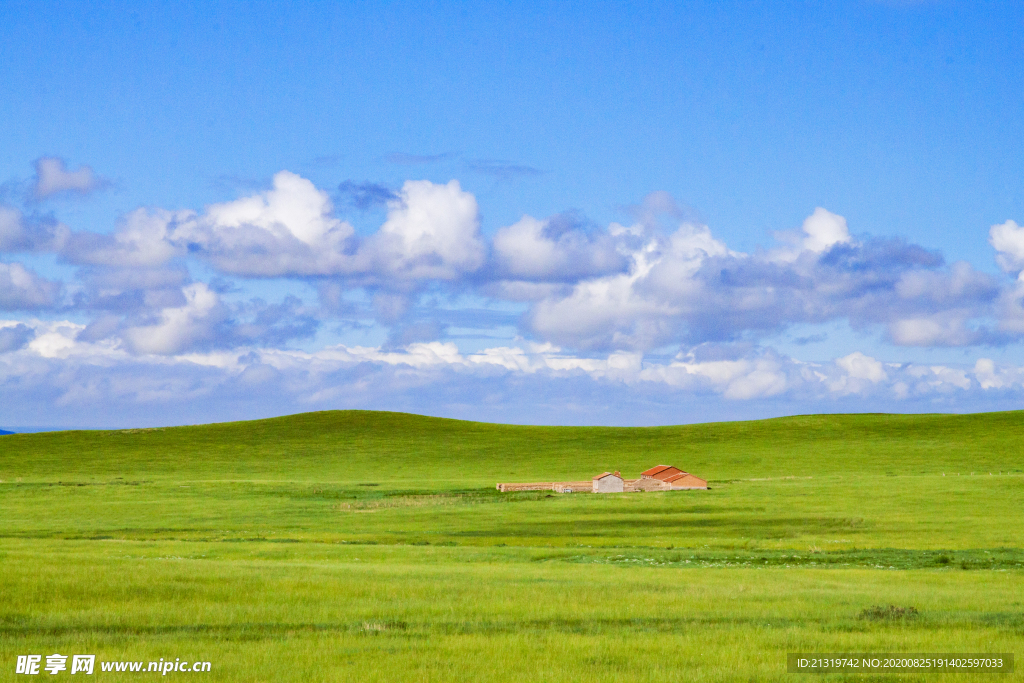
[1,410,1022,681]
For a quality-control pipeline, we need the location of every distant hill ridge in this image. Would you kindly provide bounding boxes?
[0,409,1022,485]
[0,429,13,435]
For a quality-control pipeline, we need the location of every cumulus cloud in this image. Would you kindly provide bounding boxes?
[106,173,489,285]
[369,179,485,280]
[521,203,1003,351]
[640,350,789,400]
[68,276,320,355]
[0,322,35,352]
[62,208,189,267]
[0,205,70,252]
[0,262,62,310]
[829,351,887,394]
[122,282,227,355]
[5,319,1023,426]
[206,171,345,247]
[970,357,1024,390]
[527,246,678,350]
[996,280,1024,335]
[0,207,22,250]
[887,312,978,346]
[990,220,1024,275]
[32,157,108,200]
[172,171,356,277]
[40,173,1014,353]
[9,168,1024,374]
[230,296,319,348]
[799,207,852,253]
[15,164,1024,425]
[491,212,626,282]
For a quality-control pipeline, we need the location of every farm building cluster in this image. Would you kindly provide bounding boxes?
[496,465,707,494]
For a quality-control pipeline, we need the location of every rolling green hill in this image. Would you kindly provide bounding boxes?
[1,410,1022,682]
[3,408,1023,484]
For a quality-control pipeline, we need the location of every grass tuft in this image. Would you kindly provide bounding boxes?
[858,605,920,621]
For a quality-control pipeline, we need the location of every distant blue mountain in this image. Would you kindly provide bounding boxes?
[0,429,13,435]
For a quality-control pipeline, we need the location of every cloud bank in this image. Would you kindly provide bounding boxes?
[2,163,1024,426]
[2,317,1022,427]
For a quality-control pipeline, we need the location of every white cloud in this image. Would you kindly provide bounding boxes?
[0,262,61,310]
[887,313,978,346]
[14,166,1024,425]
[33,157,108,199]
[768,207,852,262]
[172,171,357,277]
[519,204,1009,350]
[7,315,1024,428]
[640,355,788,399]
[528,241,678,350]
[801,207,852,253]
[970,357,1024,391]
[7,172,1024,379]
[905,364,972,392]
[0,207,26,250]
[989,219,1024,274]
[828,352,886,395]
[65,208,190,267]
[492,214,625,281]
[133,174,486,283]
[521,208,822,350]
[205,170,350,247]
[836,351,886,382]
[0,321,34,352]
[894,261,994,304]
[0,205,70,252]
[370,179,485,280]
[523,216,739,350]
[123,283,226,355]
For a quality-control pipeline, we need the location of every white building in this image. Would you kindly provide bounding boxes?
[592,471,624,493]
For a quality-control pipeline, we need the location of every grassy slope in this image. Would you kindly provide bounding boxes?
[3,408,1024,483]
[1,410,1023,682]
[2,409,1022,550]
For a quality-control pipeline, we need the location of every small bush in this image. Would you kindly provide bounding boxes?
[858,605,919,621]
[362,620,408,632]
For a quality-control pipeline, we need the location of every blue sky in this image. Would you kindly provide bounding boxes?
[2,1,1024,428]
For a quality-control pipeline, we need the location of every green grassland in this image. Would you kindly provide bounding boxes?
[1,410,1022,681]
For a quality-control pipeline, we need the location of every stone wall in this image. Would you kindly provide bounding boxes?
[623,478,672,492]
[552,481,594,493]
[495,482,554,492]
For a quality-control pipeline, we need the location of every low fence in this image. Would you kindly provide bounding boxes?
[552,481,594,493]
[498,478,705,494]
[496,482,554,492]
[496,481,594,493]
[623,478,671,492]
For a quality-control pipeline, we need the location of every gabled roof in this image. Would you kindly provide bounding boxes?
[643,465,686,481]
[593,471,622,481]
[669,473,708,488]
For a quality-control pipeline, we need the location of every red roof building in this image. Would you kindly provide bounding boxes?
[640,464,708,489]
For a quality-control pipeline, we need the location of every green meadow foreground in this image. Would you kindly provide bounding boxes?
[1,410,1022,681]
